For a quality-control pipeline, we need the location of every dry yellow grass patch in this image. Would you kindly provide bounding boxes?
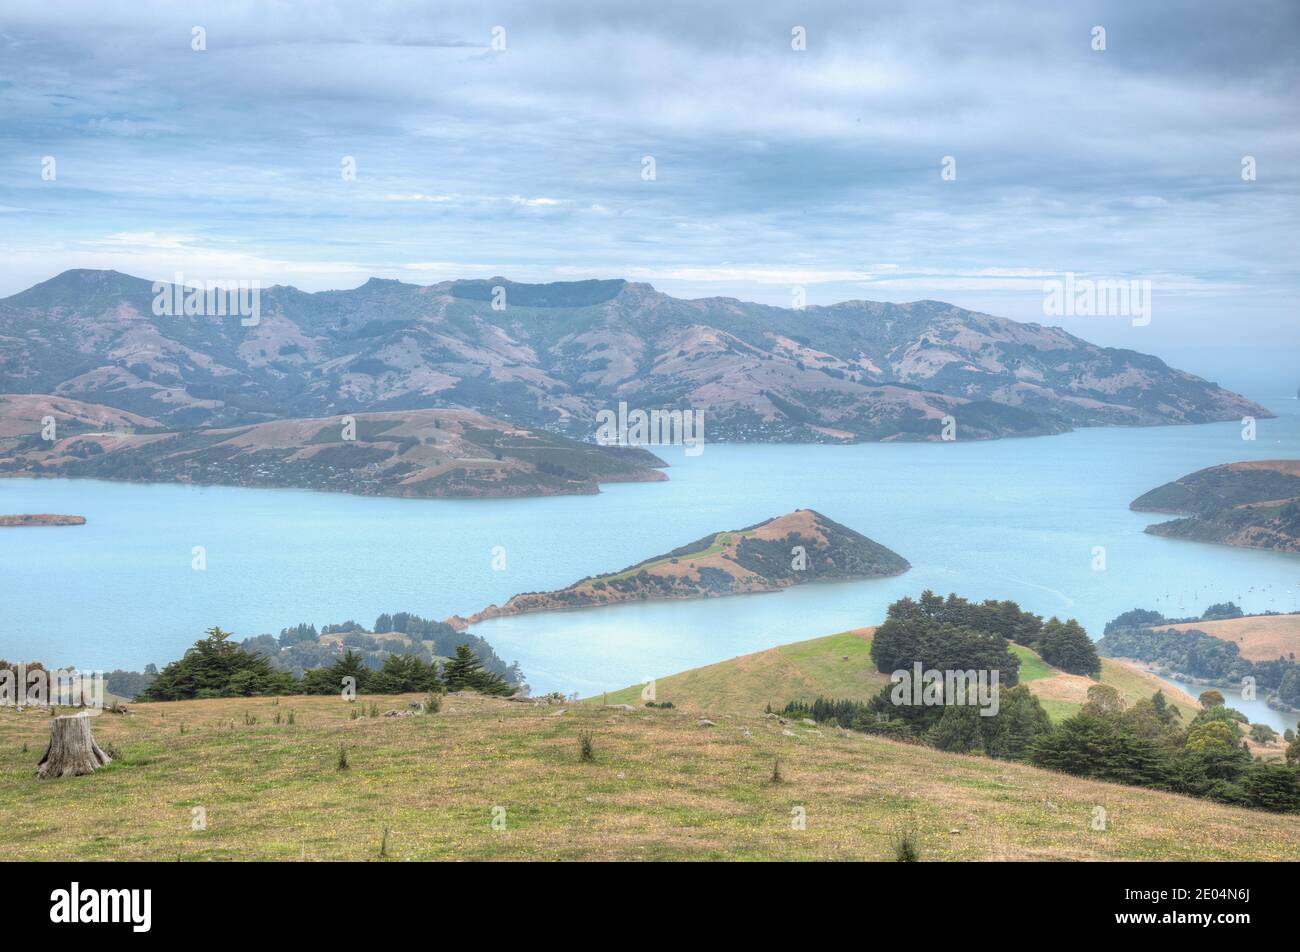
[1163,614,1300,663]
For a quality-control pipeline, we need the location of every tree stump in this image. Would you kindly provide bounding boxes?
[35,713,112,779]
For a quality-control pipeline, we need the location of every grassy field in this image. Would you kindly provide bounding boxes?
[1164,613,1300,663]
[1011,644,1057,682]
[2,692,1297,861]
[597,628,885,712]
[597,630,1200,724]
[1026,658,1201,724]
[598,532,735,583]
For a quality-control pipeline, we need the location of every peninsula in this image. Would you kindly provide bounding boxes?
[465,509,909,623]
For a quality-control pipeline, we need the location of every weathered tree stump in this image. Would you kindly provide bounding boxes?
[35,713,112,779]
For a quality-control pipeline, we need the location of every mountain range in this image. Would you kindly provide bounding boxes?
[0,269,1267,444]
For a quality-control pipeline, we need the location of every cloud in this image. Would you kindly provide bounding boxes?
[0,0,1294,382]
[383,193,453,203]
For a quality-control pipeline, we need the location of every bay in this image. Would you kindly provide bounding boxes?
[2,395,1298,730]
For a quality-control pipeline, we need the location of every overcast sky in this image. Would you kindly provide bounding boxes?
[1,1,1296,393]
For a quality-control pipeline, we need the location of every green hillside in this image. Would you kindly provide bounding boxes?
[598,629,885,712]
[598,630,1199,723]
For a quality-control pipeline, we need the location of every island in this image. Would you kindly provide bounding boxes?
[464,509,909,622]
[1130,460,1300,553]
[0,400,667,500]
[0,514,85,527]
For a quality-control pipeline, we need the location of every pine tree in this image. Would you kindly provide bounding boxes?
[137,626,292,700]
[441,644,516,696]
[1242,763,1300,812]
[1037,617,1101,676]
[927,704,983,754]
[981,684,1052,760]
[440,644,480,692]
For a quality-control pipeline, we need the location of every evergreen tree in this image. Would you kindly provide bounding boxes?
[1030,713,1171,788]
[981,684,1053,760]
[927,704,983,754]
[1242,763,1300,812]
[1037,617,1101,676]
[368,653,441,693]
[301,649,369,695]
[138,626,293,700]
[1202,601,1244,621]
[441,644,516,696]
[870,617,1021,686]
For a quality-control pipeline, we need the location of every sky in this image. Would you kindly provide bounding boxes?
[1,0,1297,395]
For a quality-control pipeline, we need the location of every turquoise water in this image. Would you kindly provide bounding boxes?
[1156,674,1298,735]
[2,396,1298,719]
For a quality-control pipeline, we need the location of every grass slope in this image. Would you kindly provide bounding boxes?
[598,630,1200,724]
[598,629,885,712]
[1,693,1295,861]
[1162,614,1300,663]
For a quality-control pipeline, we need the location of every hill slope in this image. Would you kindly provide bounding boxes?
[1162,614,1300,663]
[468,510,909,622]
[1132,460,1300,552]
[0,404,666,498]
[0,269,1267,442]
[0,393,162,438]
[599,629,884,712]
[1,692,1294,861]
[598,629,1199,723]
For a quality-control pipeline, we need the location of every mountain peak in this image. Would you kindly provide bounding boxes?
[4,269,154,307]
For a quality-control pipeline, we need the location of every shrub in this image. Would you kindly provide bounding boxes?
[892,823,920,862]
